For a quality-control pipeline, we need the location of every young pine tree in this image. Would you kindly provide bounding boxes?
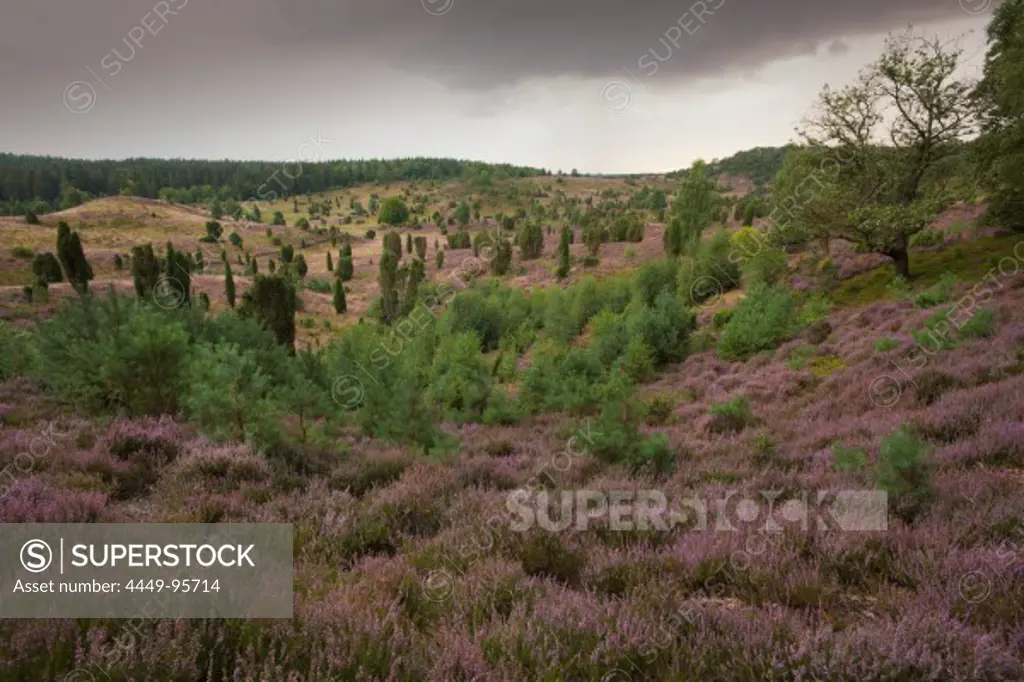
[131,244,160,299]
[326,251,334,272]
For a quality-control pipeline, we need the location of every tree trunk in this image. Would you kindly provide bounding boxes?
[887,248,911,279]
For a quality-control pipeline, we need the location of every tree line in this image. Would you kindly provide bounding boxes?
[0,155,546,214]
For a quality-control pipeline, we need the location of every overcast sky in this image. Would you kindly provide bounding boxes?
[0,0,995,173]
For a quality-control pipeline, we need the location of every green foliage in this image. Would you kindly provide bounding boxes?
[224,260,236,308]
[975,0,1024,231]
[589,308,629,367]
[56,220,93,295]
[615,336,656,383]
[229,232,242,248]
[634,259,678,307]
[31,252,63,285]
[339,242,354,281]
[832,444,869,473]
[677,230,742,306]
[718,283,799,361]
[877,426,934,524]
[204,220,222,242]
[163,242,192,309]
[435,248,445,270]
[99,307,191,416]
[773,33,974,277]
[874,336,899,352]
[239,275,297,352]
[669,159,715,256]
[426,331,492,421]
[182,343,282,448]
[294,254,308,279]
[914,271,958,308]
[624,291,696,366]
[518,222,544,260]
[556,226,571,279]
[491,235,513,276]
[0,322,35,380]
[332,278,347,314]
[730,227,788,286]
[12,245,33,258]
[959,307,996,339]
[377,248,401,324]
[383,232,403,258]
[708,396,756,435]
[271,211,286,226]
[130,244,160,300]
[379,197,410,225]
[447,231,472,249]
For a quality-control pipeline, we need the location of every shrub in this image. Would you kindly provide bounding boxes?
[11,246,33,259]
[914,272,958,308]
[910,229,944,247]
[643,394,676,426]
[182,343,282,448]
[712,308,733,329]
[615,336,656,383]
[447,231,472,249]
[517,222,544,259]
[958,307,996,339]
[426,331,492,422]
[874,336,899,352]
[589,309,630,367]
[229,232,242,248]
[708,396,755,435]
[624,291,696,366]
[378,197,410,225]
[238,275,297,352]
[365,229,376,239]
[628,434,676,478]
[876,426,933,524]
[31,252,63,285]
[582,255,599,268]
[831,444,869,473]
[718,283,799,361]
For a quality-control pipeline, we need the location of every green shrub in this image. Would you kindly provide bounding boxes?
[11,246,33,259]
[912,308,957,352]
[628,434,676,478]
[958,307,996,339]
[426,331,492,422]
[712,308,733,329]
[643,394,675,426]
[582,255,600,268]
[874,337,899,352]
[182,343,283,448]
[615,337,656,383]
[708,396,755,435]
[589,309,630,367]
[831,444,869,473]
[718,283,799,361]
[877,426,933,524]
[305,278,331,293]
[914,272,957,308]
[625,291,696,366]
[910,229,944,247]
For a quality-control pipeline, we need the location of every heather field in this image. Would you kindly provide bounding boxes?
[4,5,1024,677]
[1,228,1023,680]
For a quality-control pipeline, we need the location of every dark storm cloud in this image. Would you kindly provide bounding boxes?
[261,0,975,86]
[1,0,981,92]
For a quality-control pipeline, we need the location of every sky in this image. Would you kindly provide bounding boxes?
[0,0,997,174]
